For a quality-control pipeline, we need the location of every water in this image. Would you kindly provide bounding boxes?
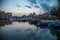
[0,21,60,40]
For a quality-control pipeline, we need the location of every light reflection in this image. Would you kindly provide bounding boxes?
[0,22,57,40]
[3,22,37,29]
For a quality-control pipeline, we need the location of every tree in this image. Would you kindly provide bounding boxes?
[50,0,60,19]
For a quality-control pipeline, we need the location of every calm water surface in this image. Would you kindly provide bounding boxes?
[0,21,59,40]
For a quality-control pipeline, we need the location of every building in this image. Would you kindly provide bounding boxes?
[0,11,12,20]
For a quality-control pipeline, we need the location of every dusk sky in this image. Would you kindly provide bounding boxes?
[0,0,58,16]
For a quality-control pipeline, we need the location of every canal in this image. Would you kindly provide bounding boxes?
[0,21,60,40]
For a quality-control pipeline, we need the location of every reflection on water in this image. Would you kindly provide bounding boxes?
[50,28,60,40]
[0,21,60,40]
[0,20,12,27]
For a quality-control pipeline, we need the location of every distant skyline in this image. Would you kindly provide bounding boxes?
[0,0,58,16]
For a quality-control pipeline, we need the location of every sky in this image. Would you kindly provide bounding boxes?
[0,0,58,16]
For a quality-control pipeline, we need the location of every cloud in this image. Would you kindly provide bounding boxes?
[27,0,58,11]
[16,4,21,7]
[1,0,58,14]
[25,6,31,8]
[35,5,40,8]
[28,0,36,4]
[40,3,52,11]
